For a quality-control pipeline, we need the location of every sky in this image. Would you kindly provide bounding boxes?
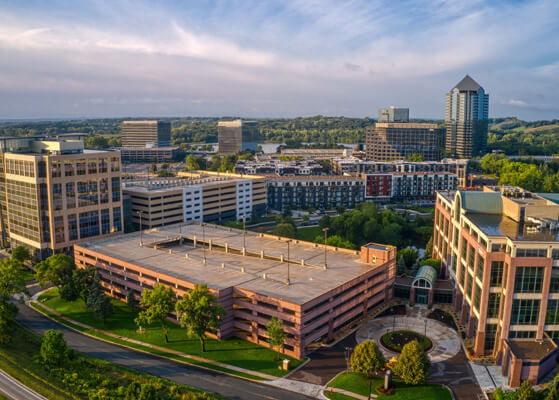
[1,0,559,120]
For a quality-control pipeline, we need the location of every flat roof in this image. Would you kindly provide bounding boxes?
[466,213,559,242]
[123,175,252,193]
[78,223,383,305]
[508,339,556,360]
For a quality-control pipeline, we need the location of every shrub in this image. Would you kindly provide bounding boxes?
[393,340,431,385]
[40,330,69,368]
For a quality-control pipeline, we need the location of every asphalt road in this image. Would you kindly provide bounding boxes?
[15,303,313,400]
[0,369,47,400]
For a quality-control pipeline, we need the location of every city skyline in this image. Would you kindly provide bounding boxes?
[1,0,559,120]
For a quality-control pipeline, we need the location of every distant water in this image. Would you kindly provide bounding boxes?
[207,142,356,154]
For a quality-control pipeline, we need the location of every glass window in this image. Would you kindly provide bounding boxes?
[473,284,482,312]
[490,261,504,287]
[476,253,485,281]
[485,324,497,351]
[54,216,65,244]
[113,207,122,232]
[52,183,63,211]
[64,161,74,177]
[511,299,540,325]
[98,158,108,173]
[51,160,62,178]
[66,182,76,209]
[509,331,536,339]
[466,272,473,299]
[552,249,559,260]
[38,161,47,178]
[111,177,121,202]
[468,244,475,273]
[514,267,544,293]
[111,157,120,172]
[101,209,111,234]
[516,248,547,257]
[68,213,78,241]
[551,269,559,293]
[487,293,500,318]
[79,210,99,238]
[99,178,109,204]
[546,299,559,324]
[88,160,97,175]
[76,160,86,175]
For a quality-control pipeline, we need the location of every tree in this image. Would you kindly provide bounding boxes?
[396,256,406,275]
[516,380,537,400]
[36,254,77,301]
[40,330,70,368]
[0,258,28,343]
[125,382,142,400]
[135,284,177,344]
[266,317,286,360]
[397,248,418,269]
[393,340,431,385]
[151,162,157,174]
[74,266,96,303]
[424,236,433,258]
[126,290,138,310]
[175,284,225,352]
[351,340,385,400]
[420,258,441,274]
[139,384,158,400]
[93,294,114,325]
[11,246,30,264]
[406,153,424,162]
[272,223,296,238]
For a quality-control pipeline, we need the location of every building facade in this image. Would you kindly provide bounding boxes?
[0,135,123,259]
[365,123,445,162]
[121,120,172,148]
[445,75,489,158]
[218,120,259,155]
[120,146,178,163]
[378,107,409,123]
[235,159,323,176]
[74,222,396,359]
[124,172,266,228]
[266,176,364,211]
[279,148,350,160]
[433,186,559,386]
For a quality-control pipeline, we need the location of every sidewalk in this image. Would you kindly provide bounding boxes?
[30,299,277,381]
[324,386,377,399]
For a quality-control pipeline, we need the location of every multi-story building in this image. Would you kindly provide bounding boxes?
[235,159,323,176]
[266,175,364,211]
[445,75,489,158]
[218,120,259,155]
[0,135,123,259]
[74,222,396,359]
[364,172,459,203]
[332,158,468,187]
[279,148,350,160]
[378,107,409,123]
[124,172,266,228]
[120,146,178,163]
[365,123,445,161]
[433,186,559,386]
[121,120,172,148]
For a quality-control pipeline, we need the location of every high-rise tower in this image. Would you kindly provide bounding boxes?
[445,75,489,158]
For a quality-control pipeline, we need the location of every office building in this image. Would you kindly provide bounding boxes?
[235,159,323,176]
[124,172,266,228]
[279,148,350,160]
[120,146,178,163]
[218,120,259,155]
[433,186,559,386]
[121,120,172,148]
[267,176,364,211]
[445,75,489,158]
[0,134,123,259]
[378,107,409,123]
[365,123,445,161]
[74,222,396,359]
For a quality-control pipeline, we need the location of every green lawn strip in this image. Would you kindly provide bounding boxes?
[323,391,358,400]
[380,330,432,352]
[31,302,266,381]
[328,372,452,400]
[296,225,322,241]
[0,393,9,400]
[0,322,224,400]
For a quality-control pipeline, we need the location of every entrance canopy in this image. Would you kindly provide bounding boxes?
[412,265,437,290]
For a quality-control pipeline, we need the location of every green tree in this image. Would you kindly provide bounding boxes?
[36,254,77,301]
[397,248,418,269]
[516,380,537,400]
[272,223,296,238]
[126,290,138,309]
[406,153,424,162]
[11,246,30,264]
[40,330,70,368]
[74,266,96,302]
[266,317,287,360]
[420,258,441,273]
[0,258,28,343]
[93,294,114,325]
[175,284,225,352]
[350,340,386,400]
[396,256,406,275]
[393,340,431,384]
[125,382,142,400]
[424,236,433,258]
[135,284,177,344]
[139,384,158,400]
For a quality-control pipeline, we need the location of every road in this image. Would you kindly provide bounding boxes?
[0,369,46,400]
[15,303,314,400]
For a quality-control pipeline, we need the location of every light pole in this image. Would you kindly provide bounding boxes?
[285,239,292,285]
[322,227,329,269]
[137,211,143,246]
[368,366,373,400]
[201,223,207,263]
[242,214,246,252]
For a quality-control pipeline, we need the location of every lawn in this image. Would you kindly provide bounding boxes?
[40,288,304,377]
[297,225,322,242]
[327,372,451,400]
[380,330,432,352]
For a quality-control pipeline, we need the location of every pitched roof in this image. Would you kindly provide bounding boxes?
[453,75,482,92]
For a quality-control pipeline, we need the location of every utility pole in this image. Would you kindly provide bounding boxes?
[322,227,329,269]
[285,239,292,285]
[137,211,143,246]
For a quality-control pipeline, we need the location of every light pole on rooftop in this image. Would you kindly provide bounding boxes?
[322,227,329,269]
[137,211,143,246]
[285,239,292,286]
[202,222,207,263]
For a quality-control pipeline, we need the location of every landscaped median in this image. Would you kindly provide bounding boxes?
[31,288,305,380]
[324,372,452,400]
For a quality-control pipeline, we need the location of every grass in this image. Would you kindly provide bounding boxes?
[380,330,432,352]
[327,372,451,400]
[20,267,36,282]
[0,323,222,400]
[297,225,322,242]
[39,288,304,377]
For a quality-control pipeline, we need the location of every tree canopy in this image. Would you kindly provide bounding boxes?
[266,317,287,360]
[0,258,28,343]
[350,340,386,378]
[135,284,177,344]
[393,340,431,385]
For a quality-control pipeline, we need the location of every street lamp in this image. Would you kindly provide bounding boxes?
[322,227,329,269]
[285,239,292,285]
[201,223,207,263]
[137,211,143,246]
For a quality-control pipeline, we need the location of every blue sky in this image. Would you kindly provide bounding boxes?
[1,0,558,120]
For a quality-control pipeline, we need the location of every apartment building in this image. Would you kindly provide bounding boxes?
[121,120,171,147]
[366,123,445,161]
[74,222,396,359]
[433,186,559,386]
[0,135,123,259]
[124,172,266,228]
[267,175,364,211]
[279,148,350,160]
[235,159,323,176]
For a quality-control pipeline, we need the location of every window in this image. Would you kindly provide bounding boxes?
[511,299,540,325]
[509,330,536,339]
[113,207,122,232]
[79,210,99,238]
[487,293,500,318]
[68,214,78,241]
[38,161,47,178]
[101,209,111,234]
[99,178,109,204]
[553,249,559,260]
[468,244,475,272]
[51,160,61,178]
[64,161,74,177]
[546,300,559,324]
[76,160,86,175]
[66,182,76,209]
[111,157,120,172]
[98,158,107,173]
[112,177,120,202]
[514,267,544,293]
[54,216,65,244]
[490,261,504,287]
[516,248,547,258]
[551,269,559,293]
[465,272,473,299]
[88,160,97,175]
[485,324,497,351]
[476,253,485,280]
[52,183,63,211]
[473,284,482,312]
